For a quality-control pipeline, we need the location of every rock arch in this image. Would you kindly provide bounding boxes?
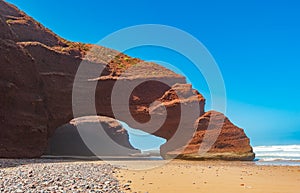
[45,116,140,157]
[0,0,254,160]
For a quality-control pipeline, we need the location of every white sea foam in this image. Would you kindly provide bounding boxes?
[254,145,300,152]
[253,145,300,162]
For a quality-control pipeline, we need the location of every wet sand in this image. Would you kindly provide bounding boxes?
[115,160,300,193]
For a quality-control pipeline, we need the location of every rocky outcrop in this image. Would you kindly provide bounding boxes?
[0,0,254,160]
[45,116,140,156]
[162,111,255,161]
[0,1,65,46]
[0,0,203,158]
[0,39,49,158]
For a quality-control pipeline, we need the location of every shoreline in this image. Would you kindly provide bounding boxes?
[42,155,300,167]
[1,158,299,192]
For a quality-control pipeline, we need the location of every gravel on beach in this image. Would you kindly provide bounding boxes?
[0,159,125,193]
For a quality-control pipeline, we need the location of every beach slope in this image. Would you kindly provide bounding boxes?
[116,160,300,193]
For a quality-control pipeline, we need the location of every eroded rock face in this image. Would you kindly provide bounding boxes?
[162,111,255,161]
[45,116,140,156]
[0,39,49,157]
[0,1,202,158]
[0,0,254,160]
[0,0,65,46]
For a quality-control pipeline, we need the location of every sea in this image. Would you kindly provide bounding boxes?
[253,145,300,166]
[138,145,300,166]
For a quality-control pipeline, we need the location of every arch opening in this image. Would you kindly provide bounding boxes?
[44,116,167,159]
[44,116,142,159]
[120,121,166,158]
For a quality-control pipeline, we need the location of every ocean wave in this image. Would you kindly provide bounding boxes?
[254,153,300,158]
[253,144,300,162]
[258,158,300,162]
[253,145,300,152]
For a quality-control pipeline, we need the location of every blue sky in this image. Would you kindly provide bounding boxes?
[6,0,300,148]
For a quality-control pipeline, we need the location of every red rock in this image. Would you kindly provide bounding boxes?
[162,111,255,161]
[45,116,140,156]
[0,39,48,157]
[0,1,254,160]
[0,0,65,47]
[0,1,201,157]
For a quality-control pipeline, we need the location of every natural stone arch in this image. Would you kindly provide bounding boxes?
[45,116,140,157]
[0,1,254,160]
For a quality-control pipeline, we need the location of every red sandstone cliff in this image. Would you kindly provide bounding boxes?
[0,0,254,160]
[162,111,255,160]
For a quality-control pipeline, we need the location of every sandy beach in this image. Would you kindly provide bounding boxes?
[0,159,299,192]
[115,160,300,193]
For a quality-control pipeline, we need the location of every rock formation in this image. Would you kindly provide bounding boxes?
[45,116,140,157]
[162,111,255,160]
[0,0,254,160]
